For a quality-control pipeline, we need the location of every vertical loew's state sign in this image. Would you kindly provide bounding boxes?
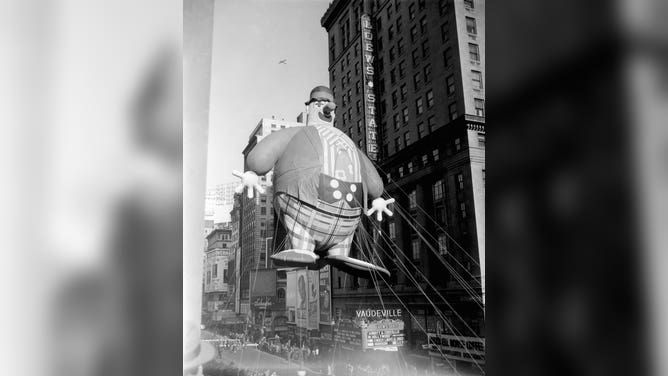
[360,14,378,161]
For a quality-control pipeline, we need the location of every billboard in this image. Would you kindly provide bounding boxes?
[319,265,332,324]
[308,270,319,330]
[426,333,485,365]
[295,269,308,328]
[250,269,276,297]
[286,270,297,315]
[360,14,379,160]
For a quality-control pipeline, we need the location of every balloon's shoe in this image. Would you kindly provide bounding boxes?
[270,249,320,267]
[324,255,391,278]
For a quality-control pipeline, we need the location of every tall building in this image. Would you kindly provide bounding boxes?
[228,193,242,313]
[238,117,304,316]
[203,225,233,320]
[205,182,239,223]
[321,0,485,365]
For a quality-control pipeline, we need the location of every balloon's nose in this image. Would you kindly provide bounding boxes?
[323,102,336,115]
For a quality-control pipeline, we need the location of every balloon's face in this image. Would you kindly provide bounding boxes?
[307,99,336,127]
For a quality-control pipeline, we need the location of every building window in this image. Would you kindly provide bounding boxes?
[408,190,417,209]
[412,49,420,66]
[412,239,420,260]
[418,0,426,10]
[433,149,440,161]
[381,100,387,115]
[457,173,464,189]
[438,233,448,255]
[396,17,403,34]
[460,202,467,218]
[413,72,422,90]
[260,207,266,215]
[378,57,384,73]
[376,16,382,31]
[464,0,474,9]
[213,264,218,278]
[391,69,396,84]
[408,3,416,20]
[379,78,385,94]
[477,132,485,147]
[428,116,436,132]
[439,0,447,15]
[399,166,404,177]
[410,25,418,42]
[426,90,434,108]
[358,119,363,133]
[424,64,432,83]
[400,84,407,101]
[395,137,402,151]
[475,98,485,117]
[404,132,411,146]
[392,91,398,107]
[422,154,428,165]
[399,60,406,78]
[389,46,396,62]
[469,43,480,62]
[347,71,351,84]
[446,75,456,95]
[397,38,405,55]
[443,47,452,68]
[420,16,427,34]
[455,138,461,151]
[357,100,361,114]
[441,23,448,43]
[402,107,409,124]
[416,98,424,115]
[388,25,395,41]
[433,179,444,200]
[418,123,425,138]
[378,37,383,52]
[466,17,477,35]
[472,70,483,89]
[408,161,414,173]
[422,40,430,57]
[389,222,396,238]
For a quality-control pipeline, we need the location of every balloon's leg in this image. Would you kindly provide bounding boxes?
[324,234,391,278]
[270,213,319,267]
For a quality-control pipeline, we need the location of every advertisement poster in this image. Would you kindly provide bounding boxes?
[286,270,297,318]
[307,270,320,330]
[319,265,332,324]
[295,269,308,328]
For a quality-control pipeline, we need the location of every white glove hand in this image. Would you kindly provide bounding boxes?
[366,197,395,222]
[232,170,265,199]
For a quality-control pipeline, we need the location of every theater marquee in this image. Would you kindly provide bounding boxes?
[360,14,379,161]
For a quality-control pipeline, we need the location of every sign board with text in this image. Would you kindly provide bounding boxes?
[426,333,485,365]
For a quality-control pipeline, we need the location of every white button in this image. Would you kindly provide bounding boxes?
[333,190,342,200]
[350,184,357,192]
[330,179,339,188]
[346,193,353,202]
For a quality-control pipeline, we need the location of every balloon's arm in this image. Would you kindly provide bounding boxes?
[357,149,384,198]
[246,127,302,175]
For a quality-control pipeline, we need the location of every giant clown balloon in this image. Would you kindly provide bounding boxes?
[234,86,394,277]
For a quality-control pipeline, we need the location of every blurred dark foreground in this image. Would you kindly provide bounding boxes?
[0,1,667,376]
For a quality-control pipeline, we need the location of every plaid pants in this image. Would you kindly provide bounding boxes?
[274,193,361,256]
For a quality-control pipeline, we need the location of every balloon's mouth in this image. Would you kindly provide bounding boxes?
[318,112,332,122]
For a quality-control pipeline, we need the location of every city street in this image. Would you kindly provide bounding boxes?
[210,347,321,376]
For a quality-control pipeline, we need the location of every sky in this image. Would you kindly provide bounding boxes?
[206,0,332,188]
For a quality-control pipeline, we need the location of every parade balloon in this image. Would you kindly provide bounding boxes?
[235,86,394,277]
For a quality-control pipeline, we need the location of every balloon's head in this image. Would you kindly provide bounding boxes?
[306,86,336,127]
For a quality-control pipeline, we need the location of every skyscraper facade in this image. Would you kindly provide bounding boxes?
[321,0,485,358]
